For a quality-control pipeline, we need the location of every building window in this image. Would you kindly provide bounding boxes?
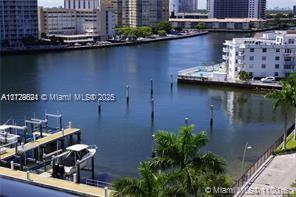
[249,72,253,77]
[250,48,254,52]
[274,72,278,77]
[276,48,280,52]
[262,48,267,53]
[261,64,266,69]
[275,64,280,69]
[288,39,295,44]
[275,56,280,61]
[262,56,266,61]
[249,56,254,61]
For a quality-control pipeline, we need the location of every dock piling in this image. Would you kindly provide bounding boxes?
[98,101,102,114]
[210,105,214,126]
[104,187,109,197]
[170,74,173,89]
[26,171,31,181]
[185,117,189,126]
[73,173,78,183]
[150,79,154,98]
[91,156,95,180]
[68,121,72,128]
[126,85,130,104]
[151,98,154,120]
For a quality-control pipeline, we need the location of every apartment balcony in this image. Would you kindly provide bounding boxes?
[238,51,244,56]
[223,47,229,53]
[222,55,229,60]
[284,53,295,57]
[238,58,244,65]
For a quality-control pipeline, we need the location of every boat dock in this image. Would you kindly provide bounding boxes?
[0,128,81,160]
[0,166,113,197]
[0,114,114,196]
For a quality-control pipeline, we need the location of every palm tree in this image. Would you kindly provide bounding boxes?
[113,161,186,197]
[151,125,226,195]
[283,72,296,140]
[266,79,295,149]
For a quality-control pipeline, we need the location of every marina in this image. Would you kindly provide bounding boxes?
[0,32,290,187]
[0,113,114,196]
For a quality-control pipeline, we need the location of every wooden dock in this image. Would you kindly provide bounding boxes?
[0,128,80,160]
[0,167,113,197]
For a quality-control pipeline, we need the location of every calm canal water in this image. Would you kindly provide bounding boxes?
[0,33,290,181]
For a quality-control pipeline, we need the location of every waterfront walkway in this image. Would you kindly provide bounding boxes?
[178,66,282,90]
[236,153,296,196]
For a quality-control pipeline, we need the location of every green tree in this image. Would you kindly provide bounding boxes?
[266,77,296,149]
[238,71,250,81]
[151,125,228,195]
[157,30,166,37]
[195,22,207,30]
[113,161,186,197]
[156,21,172,33]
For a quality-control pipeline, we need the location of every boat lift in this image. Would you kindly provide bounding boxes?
[45,113,62,132]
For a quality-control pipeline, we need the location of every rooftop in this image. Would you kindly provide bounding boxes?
[169,18,266,23]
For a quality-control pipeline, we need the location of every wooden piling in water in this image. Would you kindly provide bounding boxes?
[126,85,130,104]
[185,117,189,126]
[210,105,214,126]
[98,101,101,114]
[170,74,173,89]
[151,98,154,120]
[150,79,154,98]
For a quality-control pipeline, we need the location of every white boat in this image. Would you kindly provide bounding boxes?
[53,144,97,176]
[0,125,19,144]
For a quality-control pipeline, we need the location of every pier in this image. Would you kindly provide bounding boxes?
[0,166,113,197]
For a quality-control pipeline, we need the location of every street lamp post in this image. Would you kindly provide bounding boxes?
[241,142,252,178]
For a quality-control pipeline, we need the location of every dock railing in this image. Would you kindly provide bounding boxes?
[86,178,113,189]
[232,124,295,192]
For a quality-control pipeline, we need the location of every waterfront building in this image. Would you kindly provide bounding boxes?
[113,0,169,27]
[64,0,100,9]
[0,0,38,48]
[207,0,266,19]
[170,0,197,15]
[170,18,266,30]
[294,5,296,17]
[38,7,115,41]
[223,31,296,79]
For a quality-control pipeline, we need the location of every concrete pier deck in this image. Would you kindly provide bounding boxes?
[0,167,113,197]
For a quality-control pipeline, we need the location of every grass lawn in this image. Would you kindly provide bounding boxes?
[275,132,296,154]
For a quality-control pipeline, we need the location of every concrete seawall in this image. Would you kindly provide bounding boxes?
[1,31,208,55]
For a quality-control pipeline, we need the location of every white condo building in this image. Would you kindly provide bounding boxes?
[223,31,296,79]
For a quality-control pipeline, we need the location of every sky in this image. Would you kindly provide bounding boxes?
[38,0,295,9]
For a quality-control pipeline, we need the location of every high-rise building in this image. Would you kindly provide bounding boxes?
[64,0,100,9]
[0,0,38,47]
[113,0,169,27]
[178,0,197,13]
[207,0,266,19]
[293,5,296,17]
[169,0,197,15]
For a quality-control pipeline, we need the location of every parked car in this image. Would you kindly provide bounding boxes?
[261,76,276,83]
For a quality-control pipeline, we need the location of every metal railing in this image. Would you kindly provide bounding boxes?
[233,124,295,191]
[86,178,113,189]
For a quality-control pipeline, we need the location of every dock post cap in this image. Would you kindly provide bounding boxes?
[68,121,72,128]
[104,187,108,197]
[26,171,31,180]
[73,173,77,183]
[10,161,14,170]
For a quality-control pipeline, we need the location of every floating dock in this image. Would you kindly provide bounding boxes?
[0,166,113,197]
